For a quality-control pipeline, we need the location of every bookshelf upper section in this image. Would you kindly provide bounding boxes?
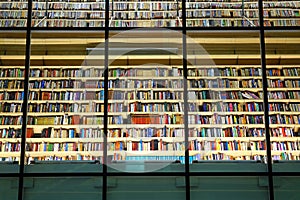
[0,0,299,27]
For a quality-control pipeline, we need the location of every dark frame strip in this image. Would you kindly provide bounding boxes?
[18,0,33,200]
[258,0,274,200]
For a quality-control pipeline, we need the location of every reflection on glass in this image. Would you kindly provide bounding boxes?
[0,32,26,163]
[0,178,18,200]
[263,0,300,27]
[191,176,269,200]
[265,31,300,162]
[110,1,182,27]
[23,177,102,199]
[186,31,267,164]
[26,32,105,166]
[185,0,259,27]
[108,176,185,199]
[32,0,106,27]
[274,176,300,200]
[107,29,185,172]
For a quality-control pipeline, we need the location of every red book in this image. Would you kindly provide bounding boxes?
[26,128,34,138]
[72,115,80,125]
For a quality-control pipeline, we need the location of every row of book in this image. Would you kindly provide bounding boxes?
[0,139,293,153]
[269,114,300,125]
[189,102,263,112]
[188,90,262,100]
[28,79,266,90]
[108,79,183,89]
[268,91,300,100]
[4,90,299,102]
[188,79,261,88]
[30,68,99,78]
[0,124,297,139]
[29,90,104,101]
[126,101,265,113]
[113,11,178,20]
[0,126,297,140]
[110,68,182,78]
[0,80,24,89]
[188,67,262,77]
[187,114,264,125]
[128,102,182,113]
[35,19,105,27]
[0,116,22,126]
[2,139,297,154]
[0,19,105,27]
[23,90,300,101]
[2,18,298,27]
[47,11,105,19]
[26,102,105,113]
[0,68,24,78]
[280,80,300,88]
[1,154,297,163]
[26,115,123,126]
[5,66,296,79]
[0,10,297,21]
[269,103,300,112]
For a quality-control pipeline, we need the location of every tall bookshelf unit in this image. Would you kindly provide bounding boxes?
[0,0,300,165]
[0,30,300,164]
[0,0,299,27]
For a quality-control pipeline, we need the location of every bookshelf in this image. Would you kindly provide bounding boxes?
[0,31,300,163]
[0,0,299,27]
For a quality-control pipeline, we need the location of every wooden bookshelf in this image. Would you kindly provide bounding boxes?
[0,0,299,27]
[1,31,300,163]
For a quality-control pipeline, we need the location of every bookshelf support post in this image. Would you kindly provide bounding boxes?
[258,0,274,200]
[18,0,33,200]
[182,1,190,200]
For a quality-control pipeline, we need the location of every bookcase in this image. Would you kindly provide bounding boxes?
[0,0,299,27]
[0,31,300,164]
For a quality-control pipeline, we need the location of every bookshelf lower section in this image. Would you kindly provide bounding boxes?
[1,162,300,200]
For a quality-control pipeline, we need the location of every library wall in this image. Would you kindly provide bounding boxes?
[1,30,300,166]
[25,32,106,165]
[186,31,267,162]
[0,32,26,162]
[265,31,300,162]
[0,0,299,28]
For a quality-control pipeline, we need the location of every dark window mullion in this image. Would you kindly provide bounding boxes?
[18,0,33,200]
[258,0,274,200]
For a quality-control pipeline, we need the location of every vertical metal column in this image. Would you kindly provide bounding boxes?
[258,0,274,200]
[181,1,190,200]
[102,0,110,200]
[18,0,33,199]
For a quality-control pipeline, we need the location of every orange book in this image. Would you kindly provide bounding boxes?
[26,128,34,138]
[72,115,80,125]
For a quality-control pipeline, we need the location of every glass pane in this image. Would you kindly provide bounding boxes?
[185,0,259,27]
[274,176,300,200]
[108,176,185,200]
[186,31,267,171]
[107,29,185,172]
[0,31,26,165]
[0,177,18,200]
[32,0,106,27]
[25,31,105,171]
[191,176,269,200]
[263,0,300,27]
[265,30,300,162]
[23,177,102,200]
[110,0,182,27]
[0,1,28,27]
